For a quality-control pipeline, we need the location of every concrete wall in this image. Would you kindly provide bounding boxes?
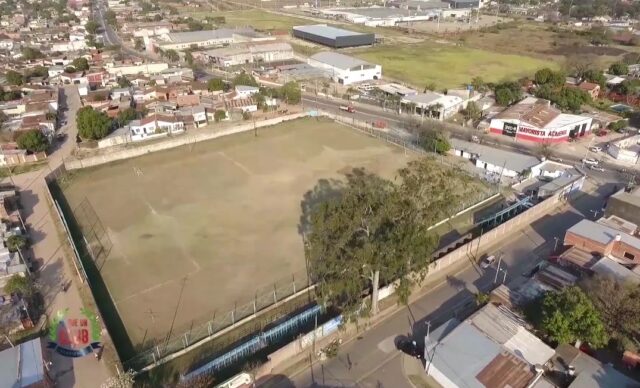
[65,113,307,170]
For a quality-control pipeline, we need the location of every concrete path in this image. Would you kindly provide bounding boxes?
[6,85,112,387]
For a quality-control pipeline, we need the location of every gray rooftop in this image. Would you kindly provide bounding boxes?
[293,24,366,39]
[450,138,541,173]
[591,257,640,285]
[0,338,45,388]
[426,321,501,388]
[567,219,640,251]
[610,187,640,209]
[309,52,373,70]
[165,28,257,44]
[402,92,442,106]
[562,345,640,388]
[539,172,583,194]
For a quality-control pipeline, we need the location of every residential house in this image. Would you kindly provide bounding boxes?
[234,85,259,99]
[129,114,184,141]
[425,303,555,388]
[564,218,640,265]
[111,88,131,100]
[178,106,207,128]
[401,92,463,121]
[605,186,640,226]
[577,81,600,99]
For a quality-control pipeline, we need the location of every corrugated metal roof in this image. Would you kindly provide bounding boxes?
[450,138,541,173]
[293,24,365,39]
[309,51,373,70]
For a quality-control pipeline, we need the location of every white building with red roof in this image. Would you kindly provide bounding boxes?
[489,97,593,143]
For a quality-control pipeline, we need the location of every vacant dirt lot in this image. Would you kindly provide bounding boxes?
[61,118,417,346]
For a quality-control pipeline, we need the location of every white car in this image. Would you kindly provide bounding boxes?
[582,158,599,166]
[480,255,496,269]
[589,146,602,153]
[590,165,605,172]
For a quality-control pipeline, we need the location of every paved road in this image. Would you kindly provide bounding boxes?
[302,96,636,182]
[5,86,112,387]
[272,179,613,388]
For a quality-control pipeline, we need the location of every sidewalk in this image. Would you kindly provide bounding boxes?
[5,85,112,387]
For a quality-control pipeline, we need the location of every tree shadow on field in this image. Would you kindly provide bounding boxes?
[297,178,344,238]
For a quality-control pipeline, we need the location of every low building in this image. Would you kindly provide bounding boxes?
[489,97,592,143]
[129,114,184,141]
[425,303,555,388]
[308,52,381,85]
[202,42,294,68]
[292,25,375,48]
[234,85,259,99]
[551,343,640,388]
[0,337,52,388]
[104,62,169,76]
[605,187,640,226]
[577,81,600,99]
[155,28,274,51]
[401,92,463,120]
[564,218,640,265]
[608,134,640,164]
[450,138,541,178]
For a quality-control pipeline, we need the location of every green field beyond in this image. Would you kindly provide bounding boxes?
[355,43,556,89]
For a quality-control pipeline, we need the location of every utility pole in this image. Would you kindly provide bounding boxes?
[493,254,503,284]
[553,237,560,252]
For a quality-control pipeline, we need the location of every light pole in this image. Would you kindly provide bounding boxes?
[553,237,560,252]
[3,334,14,347]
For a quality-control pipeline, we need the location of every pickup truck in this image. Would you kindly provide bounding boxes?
[339,105,355,113]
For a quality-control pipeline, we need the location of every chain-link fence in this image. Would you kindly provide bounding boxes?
[122,270,311,371]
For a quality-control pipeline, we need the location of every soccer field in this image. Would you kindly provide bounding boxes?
[61,118,417,348]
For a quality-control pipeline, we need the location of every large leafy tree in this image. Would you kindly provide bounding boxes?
[6,235,28,252]
[280,81,301,104]
[534,68,565,87]
[610,62,629,76]
[494,81,522,106]
[72,57,90,71]
[5,70,23,86]
[233,72,258,87]
[76,106,112,140]
[207,78,225,92]
[527,286,608,348]
[582,276,640,351]
[17,130,48,153]
[306,159,475,318]
[4,274,35,297]
[85,20,100,35]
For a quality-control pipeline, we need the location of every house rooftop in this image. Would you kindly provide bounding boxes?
[591,257,640,285]
[426,304,554,388]
[567,218,640,251]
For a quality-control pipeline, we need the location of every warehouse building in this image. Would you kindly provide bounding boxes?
[489,97,592,143]
[202,42,294,67]
[292,25,374,48]
[154,28,275,51]
[308,52,381,85]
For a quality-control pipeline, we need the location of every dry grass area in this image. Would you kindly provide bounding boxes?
[61,118,418,346]
[461,22,632,68]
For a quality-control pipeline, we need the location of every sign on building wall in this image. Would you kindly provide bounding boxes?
[503,122,517,137]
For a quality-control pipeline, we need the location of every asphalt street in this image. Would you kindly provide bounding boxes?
[269,179,614,388]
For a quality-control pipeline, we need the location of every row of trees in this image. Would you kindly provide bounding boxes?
[525,275,640,352]
[306,159,477,318]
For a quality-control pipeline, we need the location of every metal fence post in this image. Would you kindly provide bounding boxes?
[292,274,296,294]
[273,284,277,304]
[208,321,212,336]
[231,308,235,325]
